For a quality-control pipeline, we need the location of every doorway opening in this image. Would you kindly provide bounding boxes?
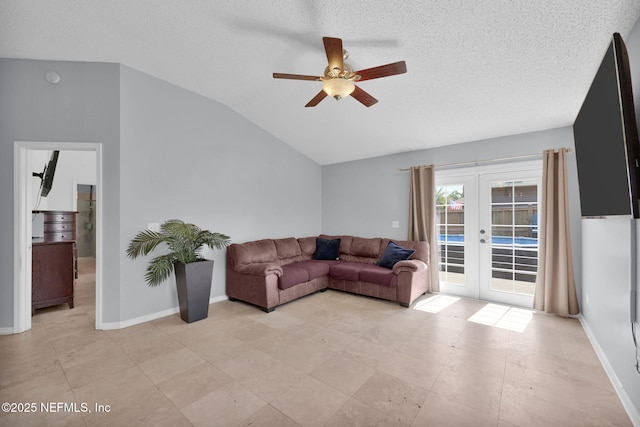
[14,142,103,333]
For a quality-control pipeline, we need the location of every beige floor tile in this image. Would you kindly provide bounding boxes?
[0,346,63,390]
[181,381,267,427]
[71,365,155,406]
[138,346,205,384]
[430,361,503,418]
[237,404,301,427]
[0,370,71,403]
[326,397,404,427]
[503,362,579,411]
[273,339,337,373]
[0,261,633,427]
[455,320,512,352]
[187,332,247,362]
[49,328,112,354]
[341,337,394,369]
[360,323,416,349]
[212,345,279,380]
[304,327,358,352]
[506,341,570,378]
[574,383,634,427]
[156,362,233,408]
[0,392,85,427]
[412,392,499,427]
[247,328,304,357]
[444,345,508,379]
[410,321,462,347]
[310,354,375,395]
[271,376,350,427]
[352,371,428,426]
[238,360,306,402]
[84,387,191,427]
[254,310,309,331]
[499,385,585,427]
[63,352,137,389]
[55,336,124,370]
[377,350,443,390]
[115,332,185,365]
[396,339,453,370]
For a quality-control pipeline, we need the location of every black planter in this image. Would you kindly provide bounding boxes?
[174,260,214,323]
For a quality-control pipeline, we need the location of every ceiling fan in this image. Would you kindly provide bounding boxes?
[273,36,407,107]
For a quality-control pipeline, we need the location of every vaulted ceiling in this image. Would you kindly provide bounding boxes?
[2,1,640,165]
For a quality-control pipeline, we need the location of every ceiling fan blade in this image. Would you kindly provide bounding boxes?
[273,73,322,81]
[355,61,407,82]
[351,86,378,107]
[323,37,344,72]
[305,90,328,107]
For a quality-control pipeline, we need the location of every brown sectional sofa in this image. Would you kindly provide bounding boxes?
[225,234,430,312]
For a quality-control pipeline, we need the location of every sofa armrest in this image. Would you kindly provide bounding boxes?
[235,263,283,277]
[392,259,427,274]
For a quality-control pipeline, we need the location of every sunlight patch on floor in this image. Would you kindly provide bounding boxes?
[467,303,533,332]
[414,294,461,313]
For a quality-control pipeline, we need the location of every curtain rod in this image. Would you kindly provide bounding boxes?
[397,148,572,172]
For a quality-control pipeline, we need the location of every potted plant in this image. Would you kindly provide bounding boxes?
[126,219,230,323]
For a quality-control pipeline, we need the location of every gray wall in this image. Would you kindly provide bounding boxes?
[0,59,121,326]
[0,59,321,329]
[118,65,321,321]
[322,126,581,298]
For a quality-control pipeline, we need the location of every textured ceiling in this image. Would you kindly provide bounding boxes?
[2,1,640,165]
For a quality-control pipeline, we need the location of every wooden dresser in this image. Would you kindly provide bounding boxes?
[32,210,77,314]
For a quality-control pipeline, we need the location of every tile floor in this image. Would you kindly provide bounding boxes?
[0,258,633,426]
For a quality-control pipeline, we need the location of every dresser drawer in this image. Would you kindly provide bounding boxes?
[44,213,75,223]
[45,222,76,232]
[43,231,76,242]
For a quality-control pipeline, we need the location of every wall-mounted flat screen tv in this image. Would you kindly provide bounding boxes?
[573,33,640,218]
[33,150,60,197]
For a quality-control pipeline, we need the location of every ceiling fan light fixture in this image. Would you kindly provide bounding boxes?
[322,78,355,100]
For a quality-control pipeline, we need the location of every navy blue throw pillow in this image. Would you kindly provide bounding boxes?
[377,241,415,269]
[314,238,341,260]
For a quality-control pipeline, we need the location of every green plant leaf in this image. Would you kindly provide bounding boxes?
[126,230,166,259]
[127,219,230,287]
[144,254,175,287]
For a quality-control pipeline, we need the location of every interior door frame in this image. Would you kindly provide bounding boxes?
[14,141,103,333]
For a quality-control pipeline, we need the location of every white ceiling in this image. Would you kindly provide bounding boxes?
[2,1,640,165]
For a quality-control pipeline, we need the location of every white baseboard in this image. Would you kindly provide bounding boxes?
[579,316,640,426]
[0,327,15,335]
[98,295,229,330]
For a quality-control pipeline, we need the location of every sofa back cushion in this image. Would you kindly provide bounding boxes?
[229,239,278,267]
[319,235,381,264]
[274,237,302,265]
[297,237,316,260]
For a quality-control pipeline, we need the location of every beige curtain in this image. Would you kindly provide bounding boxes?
[533,148,579,316]
[408,165,440,292]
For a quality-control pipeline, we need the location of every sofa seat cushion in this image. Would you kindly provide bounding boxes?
[329,262,363,281]
[358,264,398,287]
[278,265,310,290]
[289,260,336,280]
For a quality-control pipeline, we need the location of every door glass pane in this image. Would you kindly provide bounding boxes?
[436,184,465,286]
[489,180,538,295]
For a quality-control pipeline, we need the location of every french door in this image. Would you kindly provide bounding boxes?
[436,162,541,307]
